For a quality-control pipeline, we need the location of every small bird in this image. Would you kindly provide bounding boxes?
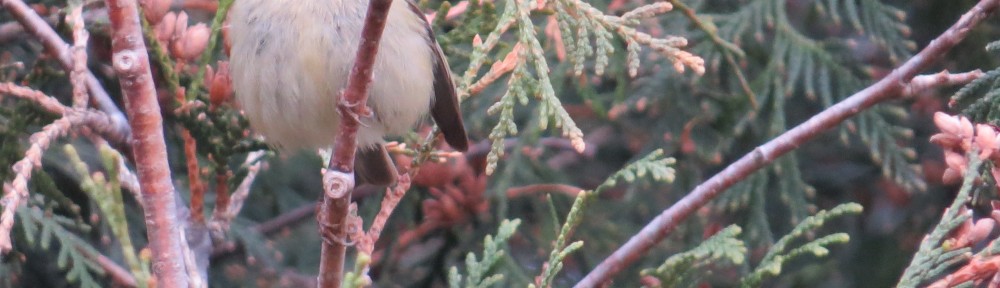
[228,0,469,185]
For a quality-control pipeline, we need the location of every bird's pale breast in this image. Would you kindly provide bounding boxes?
[229,0,436,151]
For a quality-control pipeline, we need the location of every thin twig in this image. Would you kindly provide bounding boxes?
[576,0,1000,286]
[0,117,74,253]
[93,252,139,287]
[0,82,68,114]
[212,170,231,227]
[357,172,410,255]
[175,89,206,224]
[0,0,130,139]
[210,203,315,259]
[103,0,188,286]
[903,70,985,97]
[255,203,314,235]
[317,0,394,286]
[68,4,89,109]
[210,151,266,235]
[0,83,121,138]
[176,0,219,11]
[179,229,204,288]
[506,184,583,198]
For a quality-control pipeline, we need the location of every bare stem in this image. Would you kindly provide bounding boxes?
[210,151,266,235]
[903,70,985,97]
[68,4,90,109]
[576,0,1000,286]
[103,0,188,286]
[317,0,394,286]
[358,172,410,255]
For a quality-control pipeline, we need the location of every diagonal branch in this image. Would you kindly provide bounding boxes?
[576,0,1000,286]
[316,0,394,286]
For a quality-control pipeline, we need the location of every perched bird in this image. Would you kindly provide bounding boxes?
[228,0,469,185]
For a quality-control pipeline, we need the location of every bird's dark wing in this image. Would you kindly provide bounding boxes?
[409,1,469,151]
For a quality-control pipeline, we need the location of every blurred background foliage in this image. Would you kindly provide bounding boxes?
[1,0,999,287]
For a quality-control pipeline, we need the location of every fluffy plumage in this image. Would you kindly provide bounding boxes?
[229,0,468,184]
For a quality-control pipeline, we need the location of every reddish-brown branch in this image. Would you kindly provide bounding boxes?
[213,170,231,225]
[357,172,409,255]
[317,0,394,286]
[103,0,188,286]
[0,0,129,139]
[576,0,1000,286]
[210,151,265,235]
[175,90,206,224]
[186,133,204,223]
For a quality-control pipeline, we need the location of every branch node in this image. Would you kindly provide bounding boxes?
[322,168,355,199]
[112,49,142,74]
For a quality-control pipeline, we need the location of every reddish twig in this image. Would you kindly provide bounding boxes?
[212,169,231,226]
[317,0,394,286]
[357,172,410,255]
[185,132,204,223]
[210,151,265,235]
[176,90,206,224]
[576,0,1000,286]
[506,184,583,198]
[0,0,130,139]
[176,0,219,11]
[103,0,188,286]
